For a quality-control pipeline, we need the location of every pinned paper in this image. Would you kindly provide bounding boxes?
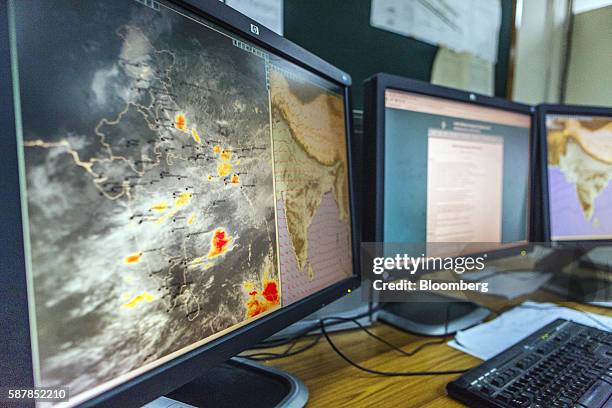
[370,0,502,63]
[431,47,494,96]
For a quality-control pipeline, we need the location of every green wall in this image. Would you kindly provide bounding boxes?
[284,0,513,109]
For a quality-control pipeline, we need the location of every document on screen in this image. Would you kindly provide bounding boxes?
[426,129,503,243]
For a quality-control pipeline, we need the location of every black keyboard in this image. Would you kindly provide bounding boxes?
[447,319,612,408]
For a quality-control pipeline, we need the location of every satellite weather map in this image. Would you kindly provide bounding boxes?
[270,68,352,304]
[11,0,352,403]
[547,115,612,240]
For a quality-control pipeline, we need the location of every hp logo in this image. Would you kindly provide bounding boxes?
[250,24,260,35]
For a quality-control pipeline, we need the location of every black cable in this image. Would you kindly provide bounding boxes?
[317,304,474,376]
[247,306,381,350]
[323,316,447,357]
[241,306,381,360]
[240,304,452,364]
[282,335,300,354]
[243,300,610,371]
[319,316,473,376]
[241,335,322,361]
[246,322,320,349]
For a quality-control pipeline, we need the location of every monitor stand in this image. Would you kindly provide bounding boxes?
[534,246,589,273]
[377,293,490,336]
[146,358,308,408]
[578,245,612,273]
[536,247,612,303]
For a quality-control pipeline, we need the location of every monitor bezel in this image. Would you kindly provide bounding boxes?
[537,103,612,245]
[0,0,360,406]
[362,73,536,259]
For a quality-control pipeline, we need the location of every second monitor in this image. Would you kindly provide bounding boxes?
[364,74,534,248]
[539,104,612,243]
[363,74,535,335]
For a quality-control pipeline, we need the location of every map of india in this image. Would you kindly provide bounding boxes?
[17,0,279,397]
[270,68,352,304]
[547,115,612,238]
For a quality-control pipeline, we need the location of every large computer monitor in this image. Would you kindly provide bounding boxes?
[538,104,612,243]
[0,0,359,406]
[362,73,535,335]
[363,74,534,251]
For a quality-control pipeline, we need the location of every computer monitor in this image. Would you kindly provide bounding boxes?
[363,74,534,251]
[362,74,534,335]
[538,104,612,243]
[536,104,612,302]
[0,0,359,406]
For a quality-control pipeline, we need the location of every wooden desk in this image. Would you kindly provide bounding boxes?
[254,302,611,407]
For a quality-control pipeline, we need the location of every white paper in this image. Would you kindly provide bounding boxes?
[589,301,612,308]
[370,0,502,63]
[448,301,612,360]
[431,47,494,95]
[225,0,283,35]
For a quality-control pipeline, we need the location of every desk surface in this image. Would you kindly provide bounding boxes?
[256,302,611,407]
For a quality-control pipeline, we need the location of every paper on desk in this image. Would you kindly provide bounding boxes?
[448,301,612,360]
[589,301,612,308]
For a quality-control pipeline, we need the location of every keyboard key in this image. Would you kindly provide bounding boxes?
[479,386,491,395]
[495,391,512,403]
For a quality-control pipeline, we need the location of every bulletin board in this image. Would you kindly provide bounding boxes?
[284,0,514,109]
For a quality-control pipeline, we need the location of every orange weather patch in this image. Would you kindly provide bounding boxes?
[207,228,232,259]
[245,280,280,318]
[213,145,221,154]
[124,252,143,264]
[220,149,232,161]
[175,113,187,131]
[230,174,240,185]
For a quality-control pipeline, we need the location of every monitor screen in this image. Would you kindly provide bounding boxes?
[383,89,532,246]
[10,0,352,404]
[545,113,612,241]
